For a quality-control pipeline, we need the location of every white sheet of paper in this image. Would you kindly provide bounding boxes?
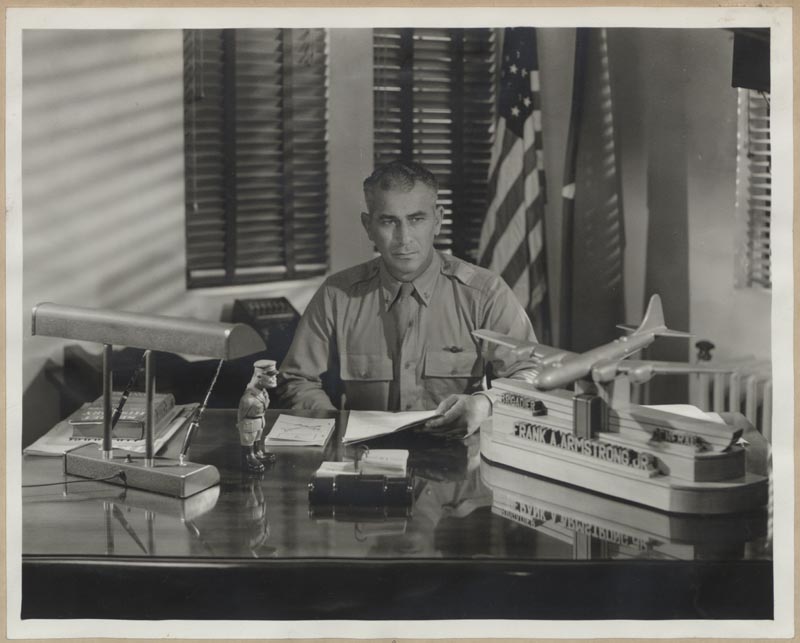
[342,410,440,444]
[264,414,336,446]
[316,461,357,475]
[314,449,409,477]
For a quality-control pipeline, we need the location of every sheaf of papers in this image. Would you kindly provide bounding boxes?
[23,406,193,457]
[342,410,440,444]
[644,404,725,424]
[264,414,336,447]
[315,449,409,477]
[359,448,409,475]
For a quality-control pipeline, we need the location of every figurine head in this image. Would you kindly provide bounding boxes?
[253,359,278,389]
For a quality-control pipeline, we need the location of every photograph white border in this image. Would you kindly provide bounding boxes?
[5,5,794,639]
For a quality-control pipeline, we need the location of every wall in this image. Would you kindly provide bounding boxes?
[21,30,189,442]
[328,29,377,272]
[539,28,772,369]
[20,29,367,444]
[19,27,772,442]
[684,31,772,363]
[608,28,771,368]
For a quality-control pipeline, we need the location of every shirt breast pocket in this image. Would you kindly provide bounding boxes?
[340,353,393,381]
[340,353,393,410]
[422,350,483,403]
[424,350,482,378]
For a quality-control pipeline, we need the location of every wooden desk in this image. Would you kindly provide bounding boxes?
[22,410,773,620]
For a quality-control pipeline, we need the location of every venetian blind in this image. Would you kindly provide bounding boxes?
[373,28,496,262]
[738,89,771,289]
[183,29,329,288]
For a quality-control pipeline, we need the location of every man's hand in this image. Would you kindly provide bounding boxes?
[425,394,492,439]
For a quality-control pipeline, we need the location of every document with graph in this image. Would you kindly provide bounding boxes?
[263,414,336,447]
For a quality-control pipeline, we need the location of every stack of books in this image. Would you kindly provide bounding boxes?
[69,392,179,440]
[482,378,768,514]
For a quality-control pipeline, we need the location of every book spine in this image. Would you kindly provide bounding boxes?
[70,404,181,440]
[71,423,144,439]
[71,393,176,427]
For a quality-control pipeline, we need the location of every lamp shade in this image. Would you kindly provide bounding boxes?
[32,302,266,359]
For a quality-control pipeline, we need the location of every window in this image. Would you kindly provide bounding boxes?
[736,88,771,289]
[373,28,496,262]
[183,29,329,288]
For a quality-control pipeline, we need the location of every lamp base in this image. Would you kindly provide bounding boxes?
[64,443,220,498]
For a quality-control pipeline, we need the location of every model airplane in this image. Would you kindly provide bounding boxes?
[473,294,727,390]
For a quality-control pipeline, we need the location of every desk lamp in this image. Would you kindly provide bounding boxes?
[31,302,266,497]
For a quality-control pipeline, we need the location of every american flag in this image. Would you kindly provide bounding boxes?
[477,27,550,342]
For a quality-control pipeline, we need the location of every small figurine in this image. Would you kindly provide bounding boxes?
[237,359,279,473]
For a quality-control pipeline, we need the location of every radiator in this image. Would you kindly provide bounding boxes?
[690,360,773,442]
[693,360,773,554]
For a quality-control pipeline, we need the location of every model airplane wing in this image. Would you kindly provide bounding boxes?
[471,329,566,362]
[618,360,732,375]
[471,329,534,353]
[615,360,734,384]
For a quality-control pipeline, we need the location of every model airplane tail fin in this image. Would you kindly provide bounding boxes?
[628,294,691,338]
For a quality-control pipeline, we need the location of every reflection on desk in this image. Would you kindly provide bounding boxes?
[21,409,773,620]
[482,460,770,561]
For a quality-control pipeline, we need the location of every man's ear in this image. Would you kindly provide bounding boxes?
[360,212,373,240]
[434,205,444,236]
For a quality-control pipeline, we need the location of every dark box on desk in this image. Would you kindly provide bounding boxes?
[308,473,413,507]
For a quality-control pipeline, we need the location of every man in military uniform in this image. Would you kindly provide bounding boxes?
[280,160,538,438]
[237,359,279,473]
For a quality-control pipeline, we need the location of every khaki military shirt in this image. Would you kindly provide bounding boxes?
[280,251,538,411]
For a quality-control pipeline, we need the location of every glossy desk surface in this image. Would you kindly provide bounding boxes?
[21,410,773,620]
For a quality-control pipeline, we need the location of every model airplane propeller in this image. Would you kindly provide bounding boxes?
[473,294,728,390]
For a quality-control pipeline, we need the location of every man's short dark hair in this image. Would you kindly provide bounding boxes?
[363,160,438,213]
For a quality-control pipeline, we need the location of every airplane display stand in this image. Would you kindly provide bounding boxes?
[481,377,768,514]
